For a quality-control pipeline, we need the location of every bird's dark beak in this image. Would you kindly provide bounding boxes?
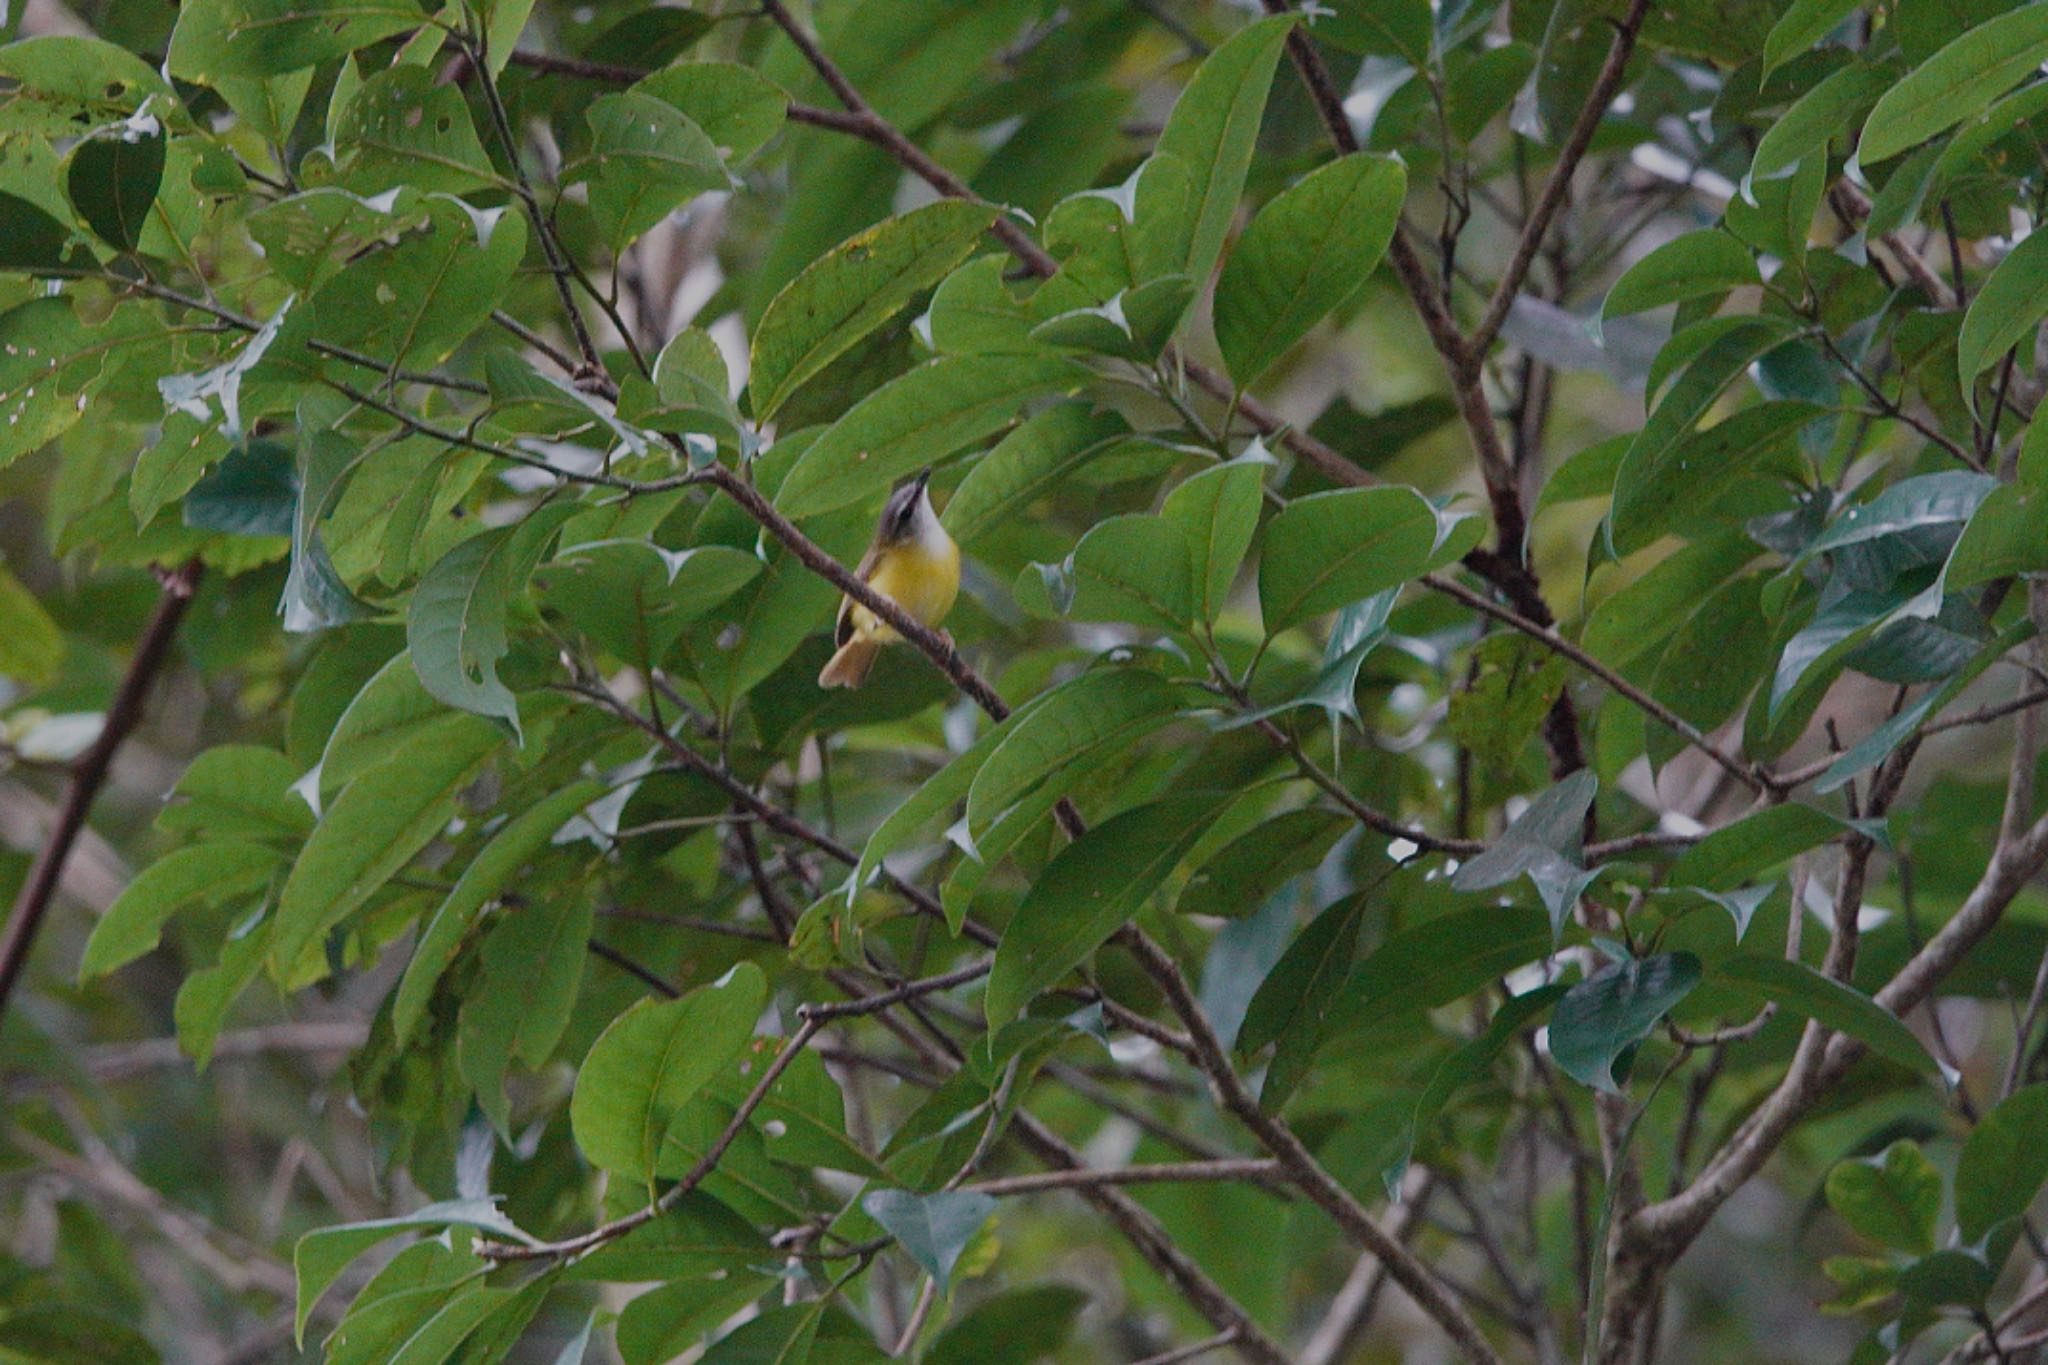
[911,467,933,493]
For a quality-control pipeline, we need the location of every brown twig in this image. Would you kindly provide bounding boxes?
[1465,0,1654,360]
[0,560,201,1020]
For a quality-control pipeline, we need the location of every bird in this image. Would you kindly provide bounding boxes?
[817,468,960,689]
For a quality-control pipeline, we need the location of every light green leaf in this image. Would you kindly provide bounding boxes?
[579,92,728,250]
[965,667,1192,837]
[1258,486,1472,633]
[335,66,497,195]
[168,0,424,79]
[1601,230,1758,321]
[267,715,504,979]
[1016,513,1193,630]
[861,1188,995,1289]
[157,745,312,842]
[570,963,766,1183]
[1958,226,2048,389]
[391,778,603,1047]
[1761,0,1861,75]
[1163,459,1264,623]
[78,843,283,979]
[1858,5,2048,164]
[986,792,1236,1025]
[750,201,998,421]
[460,886,595,1135]
[1956,1085,2048,1241]
[1214,153,1404,385]
[774,354,1085,518]
[0,563,63,687]
[1826,1140,1942,1254]
[1750,61,1897,186]
[1715,952,1942,1076]
[1611,400,1822,554]
[292,1199,529,1345]
[1152,14,1296,283]
[1179,807,1347,919]
[941,403,1132,548]
[407,505,572,738]
[632,62,788,163]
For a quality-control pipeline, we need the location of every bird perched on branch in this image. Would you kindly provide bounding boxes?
[817,468,959,688]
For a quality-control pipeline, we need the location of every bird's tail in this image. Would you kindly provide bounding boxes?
[818,637,881,689]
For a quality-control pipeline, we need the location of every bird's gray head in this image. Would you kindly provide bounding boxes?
[879,468,934,545]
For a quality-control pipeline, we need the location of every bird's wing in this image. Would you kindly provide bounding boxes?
[835,540,884,647]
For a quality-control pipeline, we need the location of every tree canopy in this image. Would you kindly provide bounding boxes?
[5,0,2048,1363]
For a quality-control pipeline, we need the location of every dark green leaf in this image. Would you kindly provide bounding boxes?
[1955,1085,2048,1241]
[861,1188,995,1288]
[1549,952,1701,1092]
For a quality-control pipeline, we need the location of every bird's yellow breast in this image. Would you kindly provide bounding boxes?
[851,537,960,641]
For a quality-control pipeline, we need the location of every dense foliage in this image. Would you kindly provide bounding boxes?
[10,0,2048,1360]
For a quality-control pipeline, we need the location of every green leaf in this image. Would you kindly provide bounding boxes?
[1713,953,1942,1076]
[407,506,572,738]
[1015,513,1193,630]
[940,403,1132,548]
[1858,5,2048,164]
[292,1200,529,1345]
[538,539,762,663]
[168,0,424,78]
[1601,230,1758,323]
[616,1276,777,1365]
[1762,0,1860,78]
[1451,770,1595,892]
[1179,807,1348,919]
[631,62,788,163]
[1446,633,1569,775]
[460,885,596,1135]
[926,1285,1088,1365]
[1670,803,1863,890]
[986,792,1235,1025]
[1387,982,1568,1191]
[1162,459,1265,624]
[390,778,603,1047]
[285,198,527,373]
[1749,61,1897,186]
[1897,1247,1996,1309]
[774,354,1085,518]
[0,563,64,687]
[183,440,297,537]
[332,66,496,195]
[0,298,126,470]
[1609,317,1800,555]
[0,191,87,274]
[965,667,1192,837]
[1826,1140,1942,1254]
[1238,890,1368,1071]
[1804,471,1998,559]
[578,91,728,250]
[1213,152,1405,385]
[1258,487,1473,633]
[1226,587,1396,731]
[1550,952,1701,1093]
[564,1192,771,1283]
[570,962,766,1183]
[65,126,164,252]
[1956,1085,2048,1241]
[1958,226,2048,389]
[78,843,283,979]
[1947,482,2048,589]
[1324,904,1554,1041]
[1152,14,1296,283]
[1816,621,2034,793]
[316,649,448,798]
[861,1188,996,1289]
[0,1310,157,1365]
[1611,400,1822,554]
[751,201,998,421]
[267,715,504,979]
